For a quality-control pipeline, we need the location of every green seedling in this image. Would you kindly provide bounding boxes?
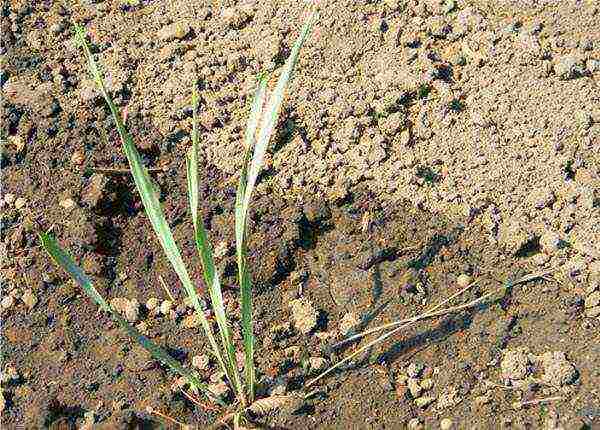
[41,7,318,428]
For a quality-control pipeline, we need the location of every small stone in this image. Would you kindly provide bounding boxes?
[540,230,561,254]
[8,135,25,152]
[192,354,209,370]
[158,22,190,42]
[289,297,318,335]
[181,314,200,328]
[501,348,530,380]
[440,418,453,430]
[14,197,27,210]
[124,299,140,323]
[407,417,423,429]
[146,297,159,310]
[4,194,15,206]
[540,351,576,386]
[407,377,422,397]
[575,110,593,130]
[21,290,37,309]
[407,362,424,378]
[585,291,600,309]
[456,274,471,288]
[553,55,584,80]
[339,312,359,336]
[415,395,436,408]
[1,366,19,384]
[420,378,434,390]
[83,174,109,208]
[308,357,328,372]
[529,188,556,209]
[1,295,15,310]
[59,198,76,209]
[221,7,248,29]
[159,300,173,315]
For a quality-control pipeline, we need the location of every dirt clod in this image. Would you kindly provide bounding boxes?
[289,297,318,335]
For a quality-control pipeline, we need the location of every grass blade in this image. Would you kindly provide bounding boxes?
[73,24,229,386]
[235,76,267,402]
[234,8,318,402]
[39,232,225,406]
[186,89,244,404]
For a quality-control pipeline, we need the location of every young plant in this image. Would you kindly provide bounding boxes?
[41,7,318,427]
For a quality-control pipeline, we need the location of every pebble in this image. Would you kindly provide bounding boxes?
[540,351,577,386]
[83,174,109,208]
[158,22,190,41]
[4,194,15,206]
[407,417,423,429]
[289,298,318,334]
[456,274,471,288]
[59,198,76,209]
[339,312,359,336]
[21,290,37,309]
[159,300,173,315]
[110,297,130,315]
[440,418,453,430]
[414,395,436,408]
[553,55,584,80]
[1,295,15,310]
[14,197,26,210]
[124,299,140,323]
[539,231,561,254]
[192,354,209,370]
[308,357,328,373]
[50,22,64,34]
[501,348,530,380]
[574,110,593,130]
[146,297,159,311]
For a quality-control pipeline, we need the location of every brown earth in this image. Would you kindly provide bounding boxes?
[1,0,599,429]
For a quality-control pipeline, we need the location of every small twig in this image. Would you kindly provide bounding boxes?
[308,270,554,388]
[146,406,188,428]
[159,275,176,302]
[180,388,219,412]
[89,166,165,175]
[512,396,563,410]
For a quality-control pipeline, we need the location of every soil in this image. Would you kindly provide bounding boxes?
[1,0,599,429]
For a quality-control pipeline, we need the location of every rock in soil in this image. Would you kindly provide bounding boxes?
[289,297,318,335]
[539,351,577,386]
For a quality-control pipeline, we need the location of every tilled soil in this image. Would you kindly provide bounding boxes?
[1,0,599,429]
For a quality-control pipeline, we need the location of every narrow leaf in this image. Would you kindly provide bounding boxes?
[74,25,229,384]
[234,9,318,402]
[186,88,244,403]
